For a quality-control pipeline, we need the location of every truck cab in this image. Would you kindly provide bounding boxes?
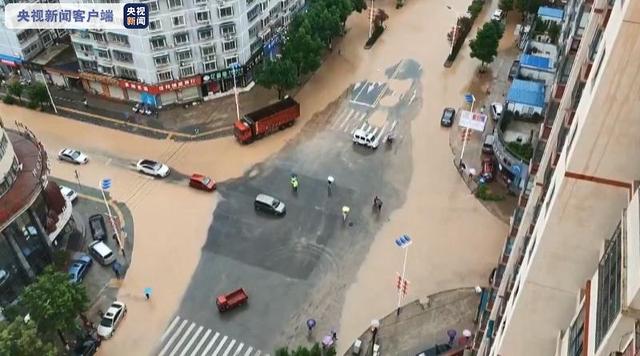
[233,120,253,143]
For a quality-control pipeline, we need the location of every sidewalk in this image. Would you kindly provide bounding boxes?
[2,83,279,141]
[347,288,480,356]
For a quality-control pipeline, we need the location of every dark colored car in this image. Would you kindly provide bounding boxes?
[189,174,216,191]
[68,254,93,284]
[440,107,456,127]
[88,214,107,241]
[416,343,452,356]
[72,336,101,356]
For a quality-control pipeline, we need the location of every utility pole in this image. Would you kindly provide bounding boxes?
[40,70,57,114]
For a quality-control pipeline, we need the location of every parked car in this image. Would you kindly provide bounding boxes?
[60,185,78,203]
[416,343,452,356]
[482,134,495,154]
[58,148,89,164]
[440,107,456,127]
[88,240,116,266]
[254,194,286,216]
[68,254,92,284]
[72,335,101,356]
[490,102,503,121]
[136,159,170,178]
[352,129,380,149]
[88,214,107,241]
[508,60,520,80]
[97,301,127,339]
[491,9,504,21]
[189,174,216,191]
[481,157,495,181]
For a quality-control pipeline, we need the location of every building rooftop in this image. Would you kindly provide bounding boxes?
[520,54,551,70]
[0,130,48,230]
[507,79,546,108]
[537,6,564,20]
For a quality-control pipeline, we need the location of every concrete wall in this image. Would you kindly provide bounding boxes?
[0,128,16,180]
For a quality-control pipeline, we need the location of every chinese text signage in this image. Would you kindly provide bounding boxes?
[5,3,148,30]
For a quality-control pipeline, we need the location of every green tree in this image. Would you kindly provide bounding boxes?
[351,0,367,13]
[275,343,334,356]
[26,83,50,108]
[0,318,57,356]
[326,0,354,28]
[499,0,514,15]
[7,81,24,104]
[255,59,298,99]
[19,267,88,337]
[282,21,323,76]
[515,0,544,14]
[469,21,501,68]
[307,4,342,46]
[467,0,484,19]
[547,22,561,43]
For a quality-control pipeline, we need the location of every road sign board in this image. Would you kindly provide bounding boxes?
[100,178,112,191]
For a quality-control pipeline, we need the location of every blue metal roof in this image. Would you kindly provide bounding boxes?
[537,6,564,20]
[520,54,551,69]
[507,79,546,108]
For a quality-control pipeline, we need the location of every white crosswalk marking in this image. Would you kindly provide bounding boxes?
[162,317,181,342]
[201,332,220,356]
[159,319,188,356]
[180,326,203,356]
[212,335,228,356]
[222,339,236,356]
[338,109,357,130]
[170,322,196,356]
[158,317,266,356]
[189,329,211,356]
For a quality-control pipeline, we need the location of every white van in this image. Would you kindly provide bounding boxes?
[89,240,116,266]
[352,129,379,149]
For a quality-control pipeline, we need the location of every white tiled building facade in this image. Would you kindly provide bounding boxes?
[69,0,303,106]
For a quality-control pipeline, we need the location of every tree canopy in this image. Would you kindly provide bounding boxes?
[26,83,50,108]
[0,318,57,356]
[469,21,502,67]
[255,59,298,99]
[275,343,335,356]
[19,267,88,335]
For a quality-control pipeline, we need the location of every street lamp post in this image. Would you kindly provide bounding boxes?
[446,6,461,57]
[231,63,241,122]
[394,235,412,316]
[459,93,476,167]
[369,0,375,39]
[99,178,125,256]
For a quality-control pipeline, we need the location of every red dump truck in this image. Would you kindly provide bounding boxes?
[234,97,300,144]
[216,288,248,312]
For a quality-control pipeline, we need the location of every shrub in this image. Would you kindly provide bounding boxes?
[27,101,39,110]
[476,184,505,201]
[468,0,484,19]
[506,141,534,161]
[2,95,15,105]
[446,16,473,62]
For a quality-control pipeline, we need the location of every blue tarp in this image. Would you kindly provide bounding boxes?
[538,6,564,20]
[520,54,551,70]
[507,79,545,108]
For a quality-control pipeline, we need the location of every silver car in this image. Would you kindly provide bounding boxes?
[58,148,89,164]
[136,159,170,178]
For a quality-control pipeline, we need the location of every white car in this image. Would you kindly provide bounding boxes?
[136,159,170,178]
[58,148,89,164]
[97,301,127,339]
[352,129,380,149]
[491,9,504,21]
[59,185,78,202]
[490,102,503,121]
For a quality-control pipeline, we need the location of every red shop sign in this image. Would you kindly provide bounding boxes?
[119,76,202,95]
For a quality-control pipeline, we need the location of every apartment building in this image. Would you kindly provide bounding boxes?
[474,0,640,354]
[0,0,68,78]
[70,0,303,106]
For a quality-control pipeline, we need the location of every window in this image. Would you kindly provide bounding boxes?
[17,29,35,43]
[176,49,192,62]
[94,33,106,42]
[595,225,622,348]
[194,0,207,4]
[250,39,262,54]
[196,10,210,23]
[79,60,98,71]
[0,133,8,159]
[117,67,137,80]
[246,0,256,5]
[219,6,233,18]
[108,33,129,46]
[589,29,603,61]
[154,54,170,66]
[201,44,216,61]
[112,50,133,63]
[157,70,173,82]
[96,49,110,59]
[593,48,606,86]
[220,23,236,36]
[146,0,159,12]
[198,27,213,41]
[0,156,20,198]
[149,19,162,31]
[223,39,237,52]
[180,64,195,77]
[98,65,114,75]
[172,15,186,28]
[150,36,167,50]
[247,4,261,21]
[567,307,584,356]
[174,32,189,45]
[225,56,238,67]
[167,0,183,9]
[204,61,216,72]
[75,43,93,53]
[248,24,259,38]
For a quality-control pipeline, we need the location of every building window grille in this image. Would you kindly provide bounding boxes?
[595,225,622,348]
[157,70,173,82]
[219,6,234,18]
[223,39,237,52]
[176,49,192,62]
[172,15,186,28]
[154,54,170,66]
[174,32,189,45]
[117,67,138,81]
[150,36,167,50]
[180,64,195,77]
[167,0,183,9]
[567,307,584,356]
[112,50,133,63]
